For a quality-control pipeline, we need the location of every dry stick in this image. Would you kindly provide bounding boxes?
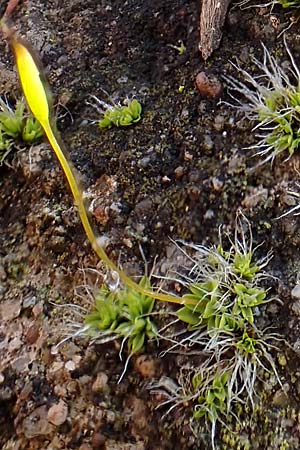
[2,24,184,305]
[3,0,21,19]
[199,0,231,60]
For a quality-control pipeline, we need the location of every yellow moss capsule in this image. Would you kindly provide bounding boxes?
[12,38,50,126]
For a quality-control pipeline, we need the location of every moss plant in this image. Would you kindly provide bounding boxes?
[0,98,43,142]
[279,0,300,7]
[168,40,186,55]
[238,0,300,10]
[224,38,300,164]
[88,95,142,129]
[0,97,43,164]
[56,273,159,381]
[152,214,282,449]
[176,217,273,334]
[192,371,229,422]
[0,128,12,164]
[84,275,157,355]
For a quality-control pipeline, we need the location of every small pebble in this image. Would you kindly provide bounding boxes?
[123,238,133,248]
[73,354,82,366]
[195,71,222,98]
[117,75,128,84]
[22,405,54,438]
[66,380,80,395]
[106,410,116,423]
[32,302,44,317]
[23,295,37,309]
[161,175,171,183]
[203,134,214,151]
[0,299,21,321]
[91,432,106,448]
[272,388,289,407]
[26,323,40,345]
[211,177,223,192]
[8,337,23,352]
[137,155,152,168]
[181,108,189,119]
[79,375,92,385]
[267,302,280,315]
[0,386,13,401]
[92,372,109,393]
[188,186,201,200]
[65,360,76,371]
[133,222,145,233]
[204,209,215,220]
[47,400,68,426]
[293,339,300,355]
[54,385,67,397]
[51,345,59,355]
[60,342,81,359]
[135,355,157,378]
[11,356,31,373]
[184,151,193,161]
[174,166,184,179]
[291,284,300,300]
[49,361,64,373]
[213,114,225,131]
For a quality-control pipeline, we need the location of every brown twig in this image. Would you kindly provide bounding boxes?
[199,0,231,60]
[3,0,21,20]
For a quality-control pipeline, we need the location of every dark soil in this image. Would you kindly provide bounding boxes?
[1,1,300,449]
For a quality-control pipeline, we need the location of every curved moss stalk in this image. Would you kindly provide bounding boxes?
[6,27,182,305]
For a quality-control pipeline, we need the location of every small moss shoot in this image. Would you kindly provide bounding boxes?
[238,0,300,11]
[168,40,186,55]
[279,0,300,7]
[224,38,300,165]
[88,95,142,129]
[84,275,157,355]
[0,97,43,164]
